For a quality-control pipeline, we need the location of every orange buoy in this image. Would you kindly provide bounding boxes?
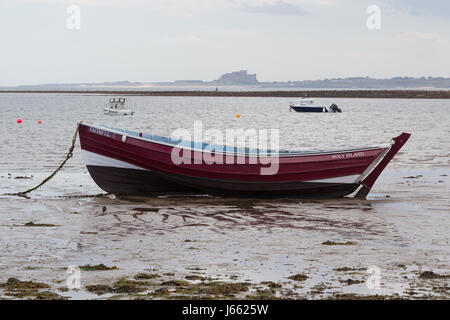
[17,118,22,124]
[236,114,240,118]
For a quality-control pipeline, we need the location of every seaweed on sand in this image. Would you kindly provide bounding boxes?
[185,275,207,281]
[85,285,114,296]
[330,293,403,300]
[419,271,449,279]
[160,280,250,298]
[321,240,357,246]
[0,278,51,298]
[196,282,250,296]
[260,281,282,288]
[245,288,278,300]
[161,280,191,287]
[86,278,150,296]
[111,278,148,294]
[288,274,308,282]
[150,287,170,297]
[79,264,118,271]
[338,279,364,285]
[35,291,67,300]
[24,222,58,227]
[333,267,367,272]
[134,273,160,280]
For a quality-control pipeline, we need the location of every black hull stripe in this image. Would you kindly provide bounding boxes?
[87,165,360,198]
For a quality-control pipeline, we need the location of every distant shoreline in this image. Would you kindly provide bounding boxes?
[1,90,449,99]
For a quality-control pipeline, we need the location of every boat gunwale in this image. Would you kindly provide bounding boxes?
[79,121,391,158]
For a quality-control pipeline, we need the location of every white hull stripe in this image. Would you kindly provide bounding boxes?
[82,150,360,184]
[303,174,360,184]
[82,150,148,171]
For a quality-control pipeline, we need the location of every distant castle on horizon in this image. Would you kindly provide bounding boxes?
[212,70,258,85]
[171,70,258,86]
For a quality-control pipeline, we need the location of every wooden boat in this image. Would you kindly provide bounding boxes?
[78,121,410,199]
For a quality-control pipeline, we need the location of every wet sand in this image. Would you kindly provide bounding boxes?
[0,167,448,300]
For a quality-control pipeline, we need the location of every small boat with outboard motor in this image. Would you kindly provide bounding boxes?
[104,98,135,115]
[289,98,342,113]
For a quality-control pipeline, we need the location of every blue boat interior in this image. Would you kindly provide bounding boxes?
[110,126,291,155]
[104,125,376,155]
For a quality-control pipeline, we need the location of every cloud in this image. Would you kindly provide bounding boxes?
[396,32,449,46]
[161,34,202,45]
[383,0,450,19]
[160,27,257,48]
[240,1,309,15]
[21,0,331,16]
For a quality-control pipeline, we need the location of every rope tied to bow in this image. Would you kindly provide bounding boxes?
[8,124,80,198]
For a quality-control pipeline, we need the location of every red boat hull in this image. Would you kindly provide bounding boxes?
[78,122,409,198]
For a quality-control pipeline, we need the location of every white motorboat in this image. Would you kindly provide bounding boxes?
[104,98,135,115]
[289,98,342,113]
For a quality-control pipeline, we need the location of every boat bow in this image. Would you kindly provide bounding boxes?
[355,132,411,199]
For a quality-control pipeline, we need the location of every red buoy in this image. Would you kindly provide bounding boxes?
[38,120,42,124]
[17,118,22,124]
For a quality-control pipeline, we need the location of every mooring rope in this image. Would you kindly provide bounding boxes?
[7,124,80,198]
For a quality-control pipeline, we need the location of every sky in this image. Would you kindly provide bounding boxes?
[0,0,449,86]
